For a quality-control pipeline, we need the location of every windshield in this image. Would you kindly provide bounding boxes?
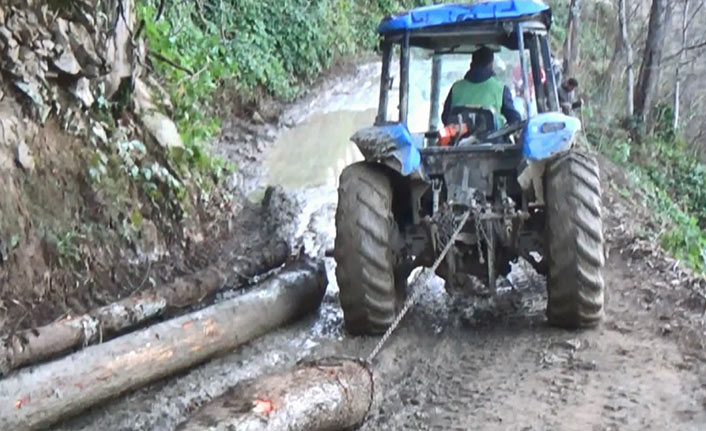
[397,47,538,134]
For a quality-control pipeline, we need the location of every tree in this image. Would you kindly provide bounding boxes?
[562,0,582,78]
[618,0,634,118]
[674,0,691,130]
[634,0,667,130]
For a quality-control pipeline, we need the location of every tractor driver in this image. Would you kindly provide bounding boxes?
[441,46,522,128]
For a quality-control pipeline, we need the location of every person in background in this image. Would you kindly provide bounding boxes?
[557,77,582,115]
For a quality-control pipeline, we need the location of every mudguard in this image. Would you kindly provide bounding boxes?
[522,112,581,161]
[350,124,423,177]
[518,112,582,203]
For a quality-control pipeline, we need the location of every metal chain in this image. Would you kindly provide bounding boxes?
[366,209,472,363]
[474,211,485,264]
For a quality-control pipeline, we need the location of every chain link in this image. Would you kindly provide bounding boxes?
[474,210,485,264]
[366,209,472,363]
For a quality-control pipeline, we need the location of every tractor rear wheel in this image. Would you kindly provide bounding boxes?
[545,151,605,328]
[334,162,404,335]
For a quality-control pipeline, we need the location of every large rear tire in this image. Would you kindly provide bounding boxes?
[334,162,403,335]
[545,151,605,328]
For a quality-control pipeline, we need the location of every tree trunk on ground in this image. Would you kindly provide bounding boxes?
[634,0,667,129]
[0,259,326,431]
[674,0,690,130]
[0,239,290,376]
[562,0,582,79]
[176,359,373,431]
[619,0,635,118]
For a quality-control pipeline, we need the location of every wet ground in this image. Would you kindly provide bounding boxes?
[57,62,706,430]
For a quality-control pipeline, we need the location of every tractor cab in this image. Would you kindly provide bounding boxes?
[373,1,564,151]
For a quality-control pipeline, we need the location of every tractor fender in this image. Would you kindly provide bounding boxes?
[518,112,581,203]
[522,112,581,161]
[350,124,425,179]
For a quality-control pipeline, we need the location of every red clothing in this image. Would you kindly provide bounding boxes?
[512,65,545,96]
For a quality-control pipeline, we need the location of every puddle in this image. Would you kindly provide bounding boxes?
[264,109,374,190]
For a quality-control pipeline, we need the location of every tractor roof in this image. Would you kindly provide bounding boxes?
[377,1,552,51]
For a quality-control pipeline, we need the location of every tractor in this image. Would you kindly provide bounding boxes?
[333,1,605,335]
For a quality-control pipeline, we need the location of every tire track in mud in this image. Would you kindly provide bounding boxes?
[360,254,706,431]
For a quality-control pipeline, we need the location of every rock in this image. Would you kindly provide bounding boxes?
[0,26,17,48]
[0,102,22,144]
[70,77,94,107]
[91,121,108,145]
[52,49,81,75]
[104,0,134,98]
[15,141,35,171]
[146,75,173,111]
[133,78,157,113]
[13,11,38,44]
[68,22,102,77]
[13,80,43,106]
[50,18,70,48]
[140,111,184,149]
[41,39,54,52]
[252,110,265,124]
[0,149,13,170]
[19,45,43,77]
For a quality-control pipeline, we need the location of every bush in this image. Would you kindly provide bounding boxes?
[137,0,433,176]
[589,118,706,272]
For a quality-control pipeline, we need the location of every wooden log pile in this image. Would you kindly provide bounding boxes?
[0,258,327,431]
[0,239,290,375]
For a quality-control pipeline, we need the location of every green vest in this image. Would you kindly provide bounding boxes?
[449,76,506,128]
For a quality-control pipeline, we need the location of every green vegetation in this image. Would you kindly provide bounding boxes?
[588,119,706,273]
[546,0,706,272]
[138,0,432,145]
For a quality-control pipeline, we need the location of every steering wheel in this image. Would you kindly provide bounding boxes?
[484,120,526,140]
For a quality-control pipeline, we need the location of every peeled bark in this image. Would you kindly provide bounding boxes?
[0,239,289,376]
[0,258,326,431]
[176,359,373,431]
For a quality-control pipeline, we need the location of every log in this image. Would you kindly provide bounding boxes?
[0,258,326,431]
[0,239,289,376]
[177,358,373,431]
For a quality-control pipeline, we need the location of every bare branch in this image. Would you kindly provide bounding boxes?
[149,52,195,75]
[685,0,705,29]
[663,38,706,63]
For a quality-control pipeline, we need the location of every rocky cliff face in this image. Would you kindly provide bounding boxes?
[0,0,232,331]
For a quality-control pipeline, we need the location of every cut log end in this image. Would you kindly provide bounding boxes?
[177,358,373,431]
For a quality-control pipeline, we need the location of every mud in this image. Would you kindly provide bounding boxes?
[55,62,706,431]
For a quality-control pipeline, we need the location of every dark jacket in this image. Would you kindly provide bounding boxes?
[441,66,522,126]
[557,84,580,115]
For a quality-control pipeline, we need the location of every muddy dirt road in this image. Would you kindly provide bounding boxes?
[57,62,706,431]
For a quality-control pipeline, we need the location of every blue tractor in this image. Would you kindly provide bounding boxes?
[334,1,605,334]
